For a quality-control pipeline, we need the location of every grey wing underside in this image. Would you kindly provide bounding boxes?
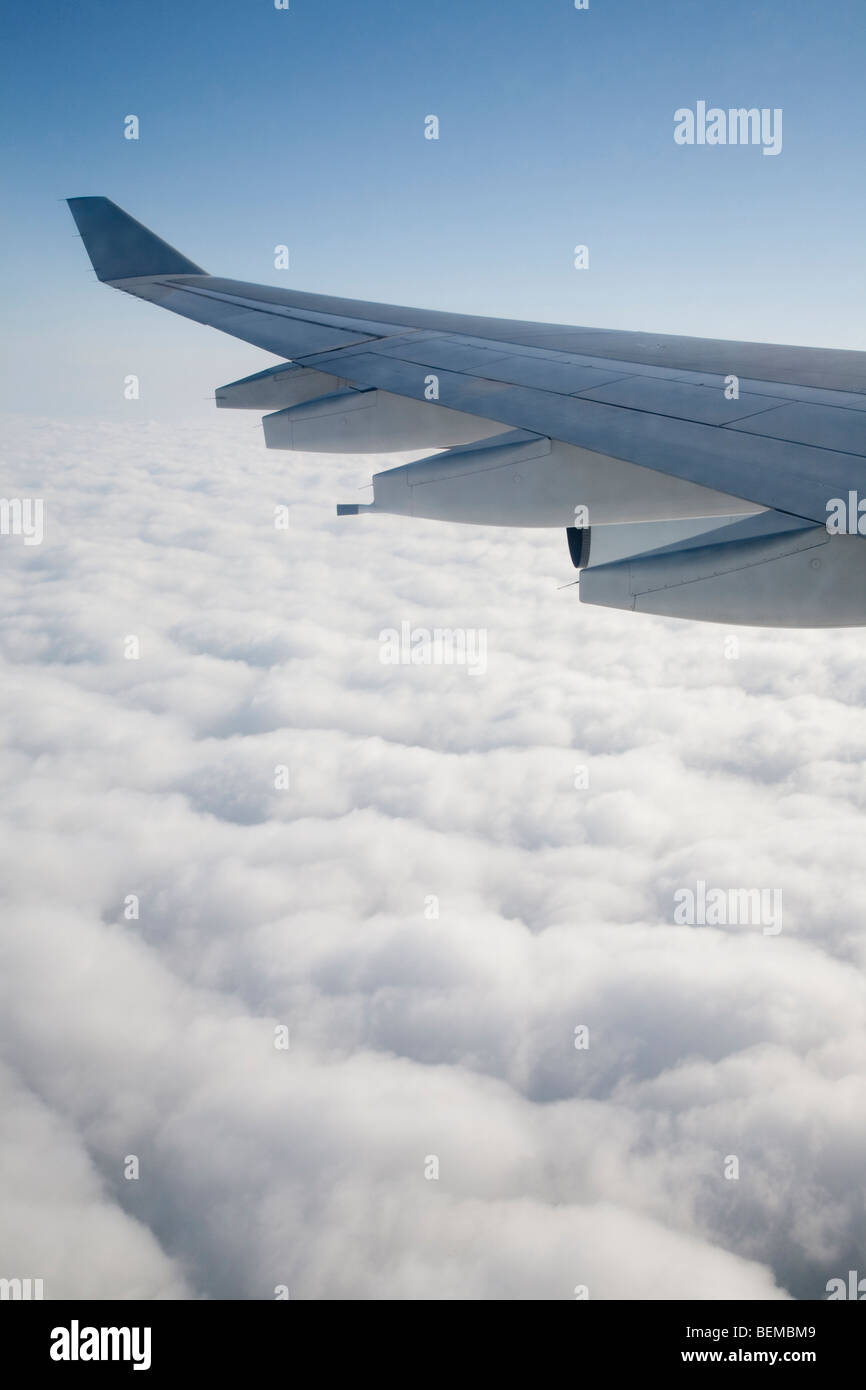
[68,197,866,529]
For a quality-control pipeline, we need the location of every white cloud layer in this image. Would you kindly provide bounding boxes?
[1,410,865,1300]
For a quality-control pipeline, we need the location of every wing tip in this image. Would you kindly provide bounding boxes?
[67,196,206,282]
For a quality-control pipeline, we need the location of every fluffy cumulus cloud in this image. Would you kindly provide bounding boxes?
[1,408,865,1300]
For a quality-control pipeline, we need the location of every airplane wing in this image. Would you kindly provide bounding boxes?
[68,196,866,627]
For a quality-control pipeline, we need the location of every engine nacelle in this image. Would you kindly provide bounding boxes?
[579,518,866,627]
[262,389,504,453]
[216,363,350,410]
[340,430,760,527]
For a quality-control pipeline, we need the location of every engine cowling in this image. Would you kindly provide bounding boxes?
[262,389,503,453]
[340,430,760,527]
[215,363,350,410]
[579,518,866,627]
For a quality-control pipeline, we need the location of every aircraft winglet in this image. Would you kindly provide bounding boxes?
[67,196,207,282]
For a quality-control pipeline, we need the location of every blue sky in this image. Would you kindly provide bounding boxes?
[2,0,865,416]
